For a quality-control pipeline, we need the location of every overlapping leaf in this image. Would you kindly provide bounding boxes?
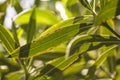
[86,45,118,79]
[96,0,120,25]
[39,15,93,37]
[27,7,36,43]
[66,35,120,57]
[9,23,93,58]
[35,53,79,79]
[79,0,92,11]
[14,8,60,25]
[9,15,93,58]
[0,24,16,53]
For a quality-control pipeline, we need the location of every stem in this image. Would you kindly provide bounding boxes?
[102,22,120,38]
[12,19,30,80]
[27,58,33,71]
[0,73,2,80]
[17,59,29,80]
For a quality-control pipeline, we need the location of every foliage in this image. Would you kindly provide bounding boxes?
[0,0,120,80]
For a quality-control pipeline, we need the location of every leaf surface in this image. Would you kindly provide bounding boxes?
[96,0,120,24]
[9,23,93,58]
[14,8,60,25]
[0,24,15,53]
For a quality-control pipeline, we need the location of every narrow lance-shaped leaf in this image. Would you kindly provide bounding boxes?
[79,0,93,11]
[14,8,61,25]
[86,45,118,79]
[102,22,120,38]
[27,6,36,43]
[12,22,20,47]
[96,0,120,25]
[66,35,120,58]
[35,53,79,79]
[8,23,93,58]
[39,15,93,37]
[0,24,16,53]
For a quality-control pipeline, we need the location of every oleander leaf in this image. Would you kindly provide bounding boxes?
[8,23,93,58]
[27,6,36,43]
[14,8,60,25]
[36,53,79,79]
[96,0,120,25]
[40,15,93,37]
[66,35,120,57]
[79,0,92,11]
[0,24,16,53]
[87,45,118,79]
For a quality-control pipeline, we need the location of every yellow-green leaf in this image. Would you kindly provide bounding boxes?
[96,0,120,25]
[0,24,16,53]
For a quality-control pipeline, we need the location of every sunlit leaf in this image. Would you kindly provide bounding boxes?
[40,15,93,37]
[36,53,79,79]
[0,24,16,53]
[6,71,24,80]
[96,0,120,25]
[66,35,120,58]
[8,23,93,58]
[100,19,114,36]
[14,8,61,25]
[86,45,118,79]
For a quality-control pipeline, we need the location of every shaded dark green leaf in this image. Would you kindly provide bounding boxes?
[27,6,36,43]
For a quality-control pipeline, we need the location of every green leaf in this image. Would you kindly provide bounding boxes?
[36,53,79,79]
[63,62,85,76]
[100,0,108,8]
[12,22,20,47]
[27,6,36,43]
[102,22,120,38]
[66,0,79,6]
[100,19,114,36]
[86,45,118,79]
[14,8,60,25]
[13,9,32,24]
[0,1,7,12]
[36,8,60,25]
[50,54,78,70]
[40,15,93,37]
[10,0,22,13]
[0,24,15,53]
[6,71,23,80]
[66,35,120,56]
[8,23,93,58]
[40,64,64,80]
[35,52,64,62]
[94,45,118,68]
[96,0,120,25]
[79,0,93,11]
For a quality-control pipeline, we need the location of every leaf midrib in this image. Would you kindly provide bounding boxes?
[12,25,92,55]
